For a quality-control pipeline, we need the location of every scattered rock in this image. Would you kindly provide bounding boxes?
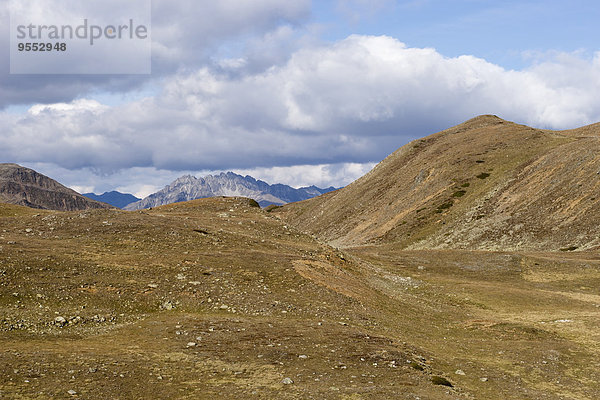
[186,342,197,348]
[282,377,294,385]
[298,355,308,359]
[148,283,158,289]
[54,316,67,326]
[67,389,77,396]
[160,301,175,310]
[455,369,466,376]
[480,377,488,382]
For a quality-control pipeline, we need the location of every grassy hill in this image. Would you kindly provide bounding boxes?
[279,115,600,251]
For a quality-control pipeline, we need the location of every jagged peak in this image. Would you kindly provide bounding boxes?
[172,174,197,183]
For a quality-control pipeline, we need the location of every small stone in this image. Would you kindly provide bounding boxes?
[67,389,77,395]
[186,342,197,348]
[148,284,158,289]
[220,305,229,310]
[282,377,294,385]
[298,355,308,359]
[54,316,67,326]
[455,369,466,376]
[25,228,33,233]
[480,377,488,382]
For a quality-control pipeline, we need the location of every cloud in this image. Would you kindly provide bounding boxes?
[233,162,377,189]
[3,35,600,191]
[0,0,311,107]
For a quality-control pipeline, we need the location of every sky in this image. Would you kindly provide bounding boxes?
[1,0,600,198]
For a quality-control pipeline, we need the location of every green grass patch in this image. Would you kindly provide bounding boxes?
[452,190,466,198]
[409,361,424,371]
[476,172,491,179]
[436,201,454,213]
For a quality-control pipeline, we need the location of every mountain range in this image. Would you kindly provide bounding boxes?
[124,172,337,210]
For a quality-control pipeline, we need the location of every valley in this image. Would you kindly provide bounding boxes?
[1,198,599,399]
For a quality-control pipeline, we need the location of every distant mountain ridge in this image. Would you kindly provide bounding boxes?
[124,172,338,210]
[83,191,140,209]
[0,163,112,211]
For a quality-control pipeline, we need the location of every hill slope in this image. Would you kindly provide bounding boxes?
[83,191,140,209]
[0,164,112,211]
[125,172,337,210]
[3,198,600,399]
[280,115,600,251]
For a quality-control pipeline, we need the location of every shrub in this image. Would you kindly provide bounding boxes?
[559,246,578,252]
[431,376,453,387]
[410,361,424,371]
[436,201,454,213]
[264,204,282,213]
[248,199,261,208]
[476,173,490,179]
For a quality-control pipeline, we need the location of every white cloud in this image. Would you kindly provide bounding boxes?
[0,0,311,107]
[234,162,377,188]
[4,35,600,191]
[28,99,107,116]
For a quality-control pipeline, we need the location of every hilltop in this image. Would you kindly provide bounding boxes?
[279,115,600,251]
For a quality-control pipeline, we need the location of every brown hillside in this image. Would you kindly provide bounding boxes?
[3,197,600,399]
[279,115,600,251]
[0,163,112,211]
